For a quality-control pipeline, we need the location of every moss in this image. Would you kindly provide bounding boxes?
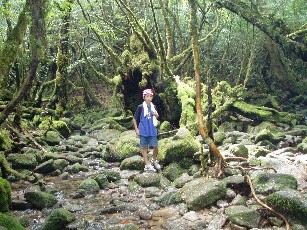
[158,128,201,164]
[266,190,307,225]
[0,129,13,151]
[163,163,183,182]
[78,179,100,194]
[42,208,75,230]
[176,78,197,135]
[0,178,12,212]
[232,101,302,124]
[52,121,71,138]
[24,190,57,209]
[0,213,24,230]
[103,170,121,182]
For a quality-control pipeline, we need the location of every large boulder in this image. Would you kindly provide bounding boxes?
[102,130,140,162]
[24,187,57,209]
[7,153,38,169]
[251,171,297,194]
[225,205,261,228]
[179,178,226,210]
[158,127,201,164]
[266,189,307,226]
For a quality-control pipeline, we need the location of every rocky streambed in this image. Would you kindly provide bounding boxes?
[5,121,307,230]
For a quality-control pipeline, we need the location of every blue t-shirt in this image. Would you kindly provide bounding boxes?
[134,104,157,137]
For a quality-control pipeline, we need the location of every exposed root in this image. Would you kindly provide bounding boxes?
[245,174,291,230]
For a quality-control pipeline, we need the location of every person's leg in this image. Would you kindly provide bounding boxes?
[152,146,158,161]
[142,146,149,165]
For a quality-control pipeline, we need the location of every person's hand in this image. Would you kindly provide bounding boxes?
[135,128,139,136]
[153,111,159,117]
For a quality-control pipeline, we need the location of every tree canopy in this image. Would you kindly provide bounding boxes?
[0,0,306,125]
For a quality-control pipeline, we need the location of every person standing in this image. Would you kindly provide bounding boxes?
[133,89,161,172]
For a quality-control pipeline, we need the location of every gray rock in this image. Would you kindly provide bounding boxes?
[225,205,261,228]
[179,178,226,210]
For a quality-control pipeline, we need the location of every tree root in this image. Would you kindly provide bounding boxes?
[245,174,291,230]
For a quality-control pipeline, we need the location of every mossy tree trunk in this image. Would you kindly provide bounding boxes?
[48,0,74,116]
[189,0,226,170]
[0,0,48,125]
[0,0,31,93]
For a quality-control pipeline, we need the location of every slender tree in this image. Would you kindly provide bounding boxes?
[188,0,226,174]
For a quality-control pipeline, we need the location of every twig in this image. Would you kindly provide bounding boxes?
[245,175,291,230]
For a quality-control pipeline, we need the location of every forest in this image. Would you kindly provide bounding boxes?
[0,0,306,229]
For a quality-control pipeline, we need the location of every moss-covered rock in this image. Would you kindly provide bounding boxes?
[65,163,88,174]
[7,153,38,169]
[102,130,140,162]
[162,163,184,182]
[251,171,297,194]
[38,119,71,138]
[24,189,57,209]
[42,208,75,230]
[179,178,226,210]
[119,155,144,170]
[0,129,13,151]
[0,178,11,212]
[229,144,248,158]
[254,129,274,143]
[297,136,307,154]
[0,213,24,230]
[213,132,226,145]
[41,131,62,146]
[158,127,201,164]
[133,173,161,187]
[93,174,109,189]
[266,189,307,226]
[52,121,71,138]
[102,170,121,182]
[53,159,69,172]
[78,178,100,194]
[225,205,261,228]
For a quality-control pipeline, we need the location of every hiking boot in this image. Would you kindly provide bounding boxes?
[144,164,156,172]
[152,160,161,170]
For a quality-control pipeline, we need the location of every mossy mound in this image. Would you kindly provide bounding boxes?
[266,189,307,226]
[0,213,24,230]
[0,178,12,212]
[42,208,75,230]
[102,130,140,162]
[0,129,13,151]
[158,127,201,164]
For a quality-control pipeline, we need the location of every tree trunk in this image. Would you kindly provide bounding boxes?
[0,0,48,125]
[188,0,226,169]
[49,0,73,116]
[0,0,30,90]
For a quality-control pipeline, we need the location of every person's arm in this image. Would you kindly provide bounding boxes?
[153,106,159,118]
[132,118,139,135]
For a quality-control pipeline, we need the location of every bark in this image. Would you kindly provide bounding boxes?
[0,0,47,125]
[49,0,73,116]
[214,0,307,62]
[149,0,173,78]
[0,0,31,88]
[188,0,226,169]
